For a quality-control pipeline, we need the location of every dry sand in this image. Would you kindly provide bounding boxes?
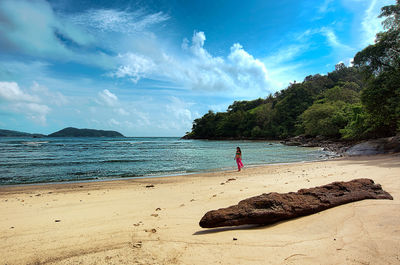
[0,154,399,265]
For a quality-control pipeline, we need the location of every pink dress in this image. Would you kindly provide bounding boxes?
[236,152,244,170]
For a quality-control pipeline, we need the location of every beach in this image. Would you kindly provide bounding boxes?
[0,154,399,265]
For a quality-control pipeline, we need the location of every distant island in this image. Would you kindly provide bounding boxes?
[0,127,124,138]
[48,127,124,137]
[0,129,46,138]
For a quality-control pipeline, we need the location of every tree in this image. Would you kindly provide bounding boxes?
[360,70,400,137]
[352,0,400,137]
[300,102,350,137]
[322,82,360,104]
[354,1,400,74]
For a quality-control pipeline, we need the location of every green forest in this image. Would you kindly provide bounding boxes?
[184,1,400,141]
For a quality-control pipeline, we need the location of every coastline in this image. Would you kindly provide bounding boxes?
[1,154,399,264]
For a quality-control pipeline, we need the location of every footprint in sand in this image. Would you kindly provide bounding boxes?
[133,221,143,227]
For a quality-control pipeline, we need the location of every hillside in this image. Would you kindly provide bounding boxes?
[48,127,124,137]
[184,2,399,141]
[0,129,46,138]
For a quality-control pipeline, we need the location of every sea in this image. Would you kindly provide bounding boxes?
[0,137,334,185]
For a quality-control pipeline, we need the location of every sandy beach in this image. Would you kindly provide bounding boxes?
[0,154,399,265]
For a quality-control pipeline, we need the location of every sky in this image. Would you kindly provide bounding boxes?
[0,0,395,136]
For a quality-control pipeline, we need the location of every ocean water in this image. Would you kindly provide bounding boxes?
[0,137,333,185]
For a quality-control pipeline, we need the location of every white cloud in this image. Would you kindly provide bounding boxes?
[14,103,50,125]
[261,40,312,90]
[166,96,193,122]
[0,0,93,58]
[319,0,334,13]
[69,9,169,34]
[108,118,120,127]
[96,89,131,120]
[115,108,130,116]
[31,82,69,106]
[264,44,307,65]
[0,1,123,70]
[0,81,40,102]
[209,103,230,112]
[0,81,51,125]
[97,89,118,107]
[361,0,386,46]
[114,32,271,95]
[320,27,352,51]
[113,53,155,83]
[228,43,269,88]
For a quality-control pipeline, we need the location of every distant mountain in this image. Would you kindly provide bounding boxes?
[0,129,46,138]
[48,127,124,137]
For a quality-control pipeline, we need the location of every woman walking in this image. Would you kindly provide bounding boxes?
[234,147,244,171]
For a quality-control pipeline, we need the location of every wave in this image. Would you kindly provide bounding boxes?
[22,141,49,145]
[102,159,148,163]
[0,158,148,168]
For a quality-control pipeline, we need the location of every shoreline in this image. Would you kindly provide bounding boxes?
[1,154,398,264]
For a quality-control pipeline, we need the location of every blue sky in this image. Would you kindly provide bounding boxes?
[0,0,394,136]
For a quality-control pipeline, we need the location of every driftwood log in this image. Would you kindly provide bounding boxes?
[199,178,393,228]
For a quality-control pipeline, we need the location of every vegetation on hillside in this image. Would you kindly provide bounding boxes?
[185,1,399,140]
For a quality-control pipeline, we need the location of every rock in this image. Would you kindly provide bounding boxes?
[199,178,392,228]
[130,241,142,248]
[345,135,400,156]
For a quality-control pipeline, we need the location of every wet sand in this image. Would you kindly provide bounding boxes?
[0,154,399,264]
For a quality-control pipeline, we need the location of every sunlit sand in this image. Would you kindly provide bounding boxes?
[1,154,399,264]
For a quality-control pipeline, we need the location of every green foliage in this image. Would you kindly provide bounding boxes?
[340,104,371,140]
[322,82,360,103]
[351,0,400,138]
[360,69,400,137]
[300,102,351,138]
[227,98,266,112]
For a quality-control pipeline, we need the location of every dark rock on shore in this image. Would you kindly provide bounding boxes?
[280,135,355,155]
[281,134,400,156]
[345,134,400,156]
[199,178,392,228]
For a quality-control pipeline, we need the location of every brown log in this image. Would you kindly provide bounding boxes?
[199,178,393,228]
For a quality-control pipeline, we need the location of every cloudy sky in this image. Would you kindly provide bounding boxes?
[0,0,394,136]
